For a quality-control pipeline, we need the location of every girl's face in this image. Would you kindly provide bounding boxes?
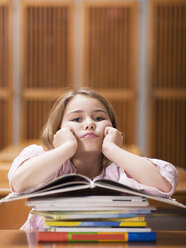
[61,94,112,153]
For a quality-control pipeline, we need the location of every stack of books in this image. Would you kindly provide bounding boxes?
[1,173,186,243]
[28,193,156,242]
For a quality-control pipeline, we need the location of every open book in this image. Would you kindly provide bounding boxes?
[0,173,185,208]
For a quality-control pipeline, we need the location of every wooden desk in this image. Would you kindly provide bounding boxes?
[0,230,186,248]
[0,199,31,229]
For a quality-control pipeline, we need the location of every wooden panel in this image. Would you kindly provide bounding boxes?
[148,0,186,168]
[111,99,135,145]
[0,99,10,149]
[83,1,138,145]
[151,0,186,90]
[23,98,55,140]
[0,0,12,150]
[152,98,186,167]
[20,0,74,140]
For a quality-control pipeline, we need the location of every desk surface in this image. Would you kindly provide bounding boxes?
[0,230,186,248]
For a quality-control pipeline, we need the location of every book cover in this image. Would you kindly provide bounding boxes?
[38,231,156,242]
[26,195,149,211]
[27,195,148,207]
[44,220,147,227]
[42,226,152,233]
[31,209,154,220]
[29,206,151,211]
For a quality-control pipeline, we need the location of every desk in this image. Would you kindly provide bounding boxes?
[0,230,186,248]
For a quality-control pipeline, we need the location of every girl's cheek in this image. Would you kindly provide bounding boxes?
[103,122,112,129]
[64,124,79,136]
[62,122,74,129]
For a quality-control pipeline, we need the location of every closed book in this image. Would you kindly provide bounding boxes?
[44,220,147,227]
[26,195,149,210]
[38,231,156,242]
[27,195,148,206]
[43,227,152,232]
[31,209,154,220]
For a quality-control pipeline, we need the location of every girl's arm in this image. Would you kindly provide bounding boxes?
[102,127,172,193]
[11,128,77,193]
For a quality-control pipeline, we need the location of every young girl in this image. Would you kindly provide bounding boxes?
[9,88,178,230]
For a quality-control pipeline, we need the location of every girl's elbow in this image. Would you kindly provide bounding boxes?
[11,172,27,193]
[161,179,172,193]
[11,178,21,193]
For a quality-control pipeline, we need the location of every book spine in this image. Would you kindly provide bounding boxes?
[128,232,156,242]
[44,221,147,227]
[44,227,151,232]
[38,232,156,242]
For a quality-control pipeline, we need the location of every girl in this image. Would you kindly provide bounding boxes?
[9,88,178,230]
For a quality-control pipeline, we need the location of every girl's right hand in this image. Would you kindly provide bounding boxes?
[53,127,78,152]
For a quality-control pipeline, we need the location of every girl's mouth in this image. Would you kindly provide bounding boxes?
[81,132,99,138]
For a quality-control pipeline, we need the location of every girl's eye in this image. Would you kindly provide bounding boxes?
[72,117,82,122]
[94,116,104,121]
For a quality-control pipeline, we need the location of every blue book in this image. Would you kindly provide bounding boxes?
[128,232,156,242]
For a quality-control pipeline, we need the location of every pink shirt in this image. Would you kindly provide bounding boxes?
[8,144,178,230]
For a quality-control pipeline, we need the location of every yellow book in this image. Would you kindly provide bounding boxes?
[44,220,147,227]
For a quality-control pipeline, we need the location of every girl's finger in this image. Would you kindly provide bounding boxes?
[104,127,110,136]
[104,126,114,136]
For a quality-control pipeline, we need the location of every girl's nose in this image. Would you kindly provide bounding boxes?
[85,119,96,130]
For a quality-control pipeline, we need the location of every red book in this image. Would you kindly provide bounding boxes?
[38,231,156,242]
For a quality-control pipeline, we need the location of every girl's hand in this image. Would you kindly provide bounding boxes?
[102,127,123,157]
[53,127,78,153]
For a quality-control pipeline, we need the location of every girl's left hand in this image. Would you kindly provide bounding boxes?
[102,127,123,156]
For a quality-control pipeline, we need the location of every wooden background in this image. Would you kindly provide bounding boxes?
[0,0,12,149]
[148,0,186,169]
[0,0,185,170]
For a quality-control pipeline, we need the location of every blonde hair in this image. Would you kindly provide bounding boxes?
[41,88,117,150]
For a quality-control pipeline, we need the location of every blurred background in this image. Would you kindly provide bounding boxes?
[0,0,185,170]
